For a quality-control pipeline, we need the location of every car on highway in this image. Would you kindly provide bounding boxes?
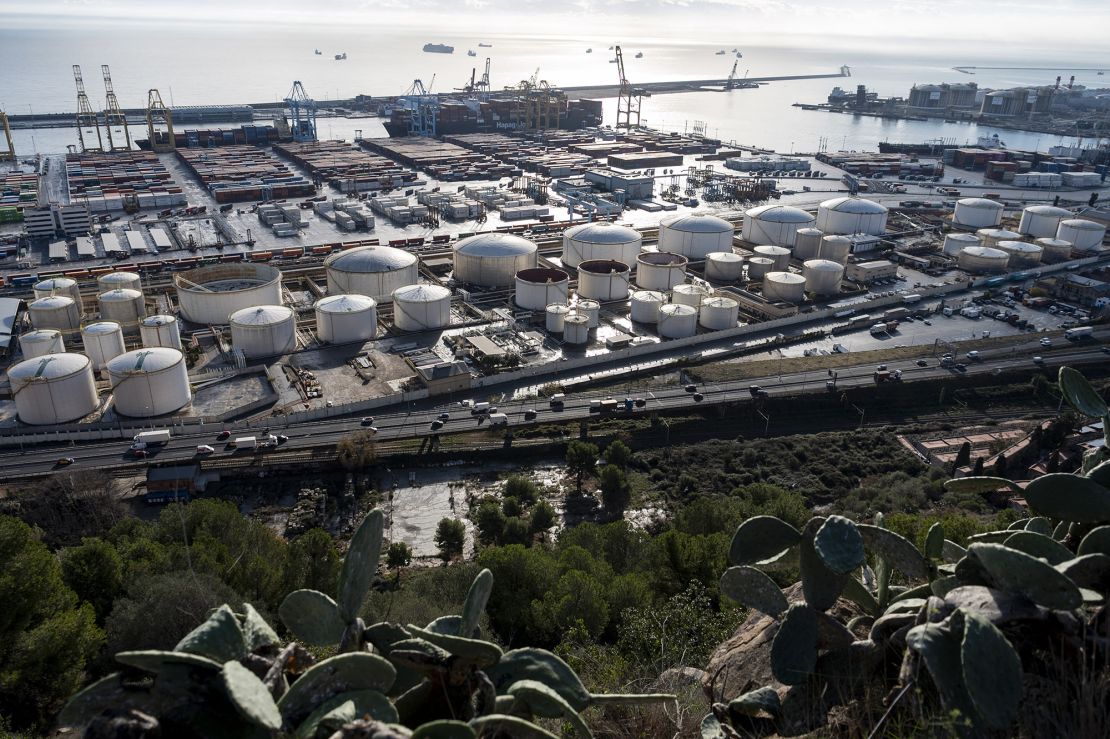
[217,430,231,441]
[876,364,887,371]
[1033,356,1044,364]
[916,359,928,367]
[684,384,697,393]
[524,409,537,420]
[277,435,288,444]
[749,385,769,398]
[57,457,75,467]
[693,392,704,402]
[438,412,451,420]
[1102,346,1110,355]
[366,426,379,434]
[130,449,148,458]
[1040,338,1052,348]
[430,420,444,430]
[634,397,647,407]
[923,320,932,325]
[196,445,215,455]
[361,416,375,425]
[955,363,967,372]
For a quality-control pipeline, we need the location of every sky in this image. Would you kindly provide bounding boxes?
[2,0,1109,49]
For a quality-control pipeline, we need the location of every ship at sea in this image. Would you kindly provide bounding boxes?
[335,53,347,60]
[478,42,492,48]
[635,52,643,58]
[468,50,476,57]
[380,90,603,138]
[423,43,454,54]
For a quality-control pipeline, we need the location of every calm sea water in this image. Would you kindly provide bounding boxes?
[2,26,1102,155]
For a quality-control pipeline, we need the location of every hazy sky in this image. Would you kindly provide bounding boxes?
[4,0,1110,49]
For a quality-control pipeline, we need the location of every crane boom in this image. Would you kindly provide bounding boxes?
[73,64,104,153]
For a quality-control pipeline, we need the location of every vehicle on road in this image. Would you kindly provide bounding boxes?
[1040,338,1052,348]
[916,359,928,367]
[130,449,148,458]
[233,436,257,449]
[693,392,704,401]
[524,409,537,420]
[361,416,376,425]
[923,320,932,325]
[57,457,75,466]
[1065,326,1093,341]
[876,364,887,371]
[749,385,768,397]
[438,412,451,420]
[966,351,980,361]
[277,435,288,443]
[1033,356,1044,364]
[133,430,171,446]
[954,363,967,372]
[470,403,490,415]
[549,393,565,406]
[431,420,444,430]
[488,412,509,427]
[600,398,619,412]
[196,445,214,455]
[634,397,646,407]
[874,370,892,384]
[684,384,697,393]
[217,430,231,441]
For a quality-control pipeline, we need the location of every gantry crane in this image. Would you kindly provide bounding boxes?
[73,65,104,153]
[0,110,15,163]
[403,79,439,137]
[101,65,131,151]
[284,81,318,142]
[146,89,175,152]
[727,60,738,90]
[614,46,647,129]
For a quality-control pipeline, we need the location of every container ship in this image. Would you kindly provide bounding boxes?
[381,93,603,138]
[135,124,280,150]
[423,43,454,54]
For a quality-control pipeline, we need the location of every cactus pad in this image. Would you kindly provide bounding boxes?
[967,543,1082,610]
[279,589,346,646]
[857,525,928,580]
[174,604,247,663]
[770,604,818,685]
[961,612,1021,729]
[1023,473,1110,523]
[728,515,802,566]
[339,509,385,623]
[719,566,789,617]
[1002,531,1074,565]
[814,515,866,575]
[222,660,283,730]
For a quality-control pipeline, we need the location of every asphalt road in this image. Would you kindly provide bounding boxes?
[2,339,1105,479]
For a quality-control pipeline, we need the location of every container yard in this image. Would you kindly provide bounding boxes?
[65,151,186,212]
[176,145,316,203]
[271,140,419,192]
[359,137,512,181]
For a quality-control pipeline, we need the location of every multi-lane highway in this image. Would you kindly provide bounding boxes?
[1,339,1105,480]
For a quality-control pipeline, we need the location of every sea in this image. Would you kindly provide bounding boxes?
[1,25,1105,156]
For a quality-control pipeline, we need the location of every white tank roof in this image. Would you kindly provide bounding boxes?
[326,245,417,272]
[141,314,178,326]
[997,240,1042,253]
[32,295,75,309]
[963,246,1009,259]
[745,204,814,223]
[99,288,142,301]
[316,294,377,313]
[454,232,538,257]
[1024,205,1071,216]
[564,221,641,243]
[9,352,90,380]
[83,320,121,334]
[35,277,77,290]
[804,259,843,272]
[1059,218,1103,230]
[661,213,733,233]
[393,284,451,302]
[229,305,294,325]
[820,196,888,214]
[106,347,182,374]
[765,271,806,285]
[957,198,1003,210]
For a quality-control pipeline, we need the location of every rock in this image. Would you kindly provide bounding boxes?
[657,666,707,690]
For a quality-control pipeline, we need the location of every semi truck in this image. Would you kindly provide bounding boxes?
[1065,326,1093,341]
[132,430,171,446]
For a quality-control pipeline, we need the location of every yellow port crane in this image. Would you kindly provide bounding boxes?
[102,64,131,152]
[614,45,647,129]
[146,89,175,152]
[0,110,15,163]
[73,64,104,153]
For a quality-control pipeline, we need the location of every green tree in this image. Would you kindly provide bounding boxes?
[599,464,632,514]
[566,440,599,493]
[501,517,533,547]
[0,516,104,733]
[474,500,506,547]
[284,529,341,596]
[953,441,972,472]
[533,570,610,639]
[386,541,413,571]
[619,582,743,672]
[435,518,466,563]
[972,456,985,476]
[477,545,558,644]
[336,430,377,469]
[501,496,522,518]
[604,439,633,469]
[503,475,539,506]
[59,537,124,623]
[529,501,557,536]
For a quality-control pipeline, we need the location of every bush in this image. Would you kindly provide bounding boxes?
[434,518,466,563]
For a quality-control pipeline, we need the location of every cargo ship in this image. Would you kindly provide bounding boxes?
[423,43,454,54]
[478,42,492,48]
[135,124,280,150]
[380,93,603,138]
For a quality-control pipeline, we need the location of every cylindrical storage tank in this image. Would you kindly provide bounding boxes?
[698,296,739,330]
[97,288,145,327]
[976,228,1023,248]
[943,232,981,257]
[545,304,570,333]
[453,233,538,287]
[1056,219,1106,252]
[704,251,744,281]
[81,321,126,370]
[752,245,791,271]
[576,260,630,301]
[658,214,735,259]
[672,283,712,309]
[29,296,80,331]
[9,353,98,425]
[741,205,815,247]
[747,257,774,280]
[561,221,642,268]
[763,272,807,303]
[657,303,698,339]
[392,284,452,331]
[957,246,1010,274]
[793,228,824,260]
[996,240,1043,269]
[514,268,570,311]
[34,277,82,305]
[97,271,141,293]
[575,299,601,328]
[325,246,419,299]
[314,294,378,343]
[817,235,852,265]
[563,313,590,345]
[1018,205,1071,238]
[953,198,1003,228]
[139,315,183,350]
[816,197,888,235]
[229,305,297,358]
[636,251,688,291]
[803,260,845,296]
[630,290,666,323]
[1035,238,1073,263]
[174,263,284,325]
[106,348,191,418]
[19,329,65,358]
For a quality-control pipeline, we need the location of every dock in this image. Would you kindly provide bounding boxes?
[560,70,851,98]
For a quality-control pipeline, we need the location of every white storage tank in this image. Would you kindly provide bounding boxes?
[9,353,99,425]
[752,245,791,271]
[325,245,419,299]
[747,257,774,280]
[1018,205,1070,238]
[698,296,739,330]
[81,321,127,370]
[563,313,591,345]
[1056,219,1106,252]
[672,283,712,308]
[943,232,981,257]
[996,240,1043,268]
[174,263,284,325]
[29,295,80,332]
[741,205,815,247]
[34,277,82,305]
[19,329,65,358]
[562,222,642,268]
[816,197,888,235]
[576,260,630,301]
[139,315,183,350]
[636,251,688,291]
[976,228,1023,248]
[453,233,538,287]
[1035,237,1073,263]
[106,348,192,418]
[630,290,666,323]
[545,304,570,333]
[392,284,452,331]
[705,251,744,281]
[97,271,141,293]
[817,235,852,265]
[575,299,601,328]
[229,305,297,358]
[97,289,145,327]
[314,294,378,344]
[657,303,698,339]
[803,259,845,296]
[658,214,735,259]
[515,268,570,311]
[953,198,1003,228]
[763,272,807,303]
[958,246,1009,273]
[793,228,825,260]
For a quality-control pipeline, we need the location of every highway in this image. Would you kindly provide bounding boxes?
[1,339,1105,480]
